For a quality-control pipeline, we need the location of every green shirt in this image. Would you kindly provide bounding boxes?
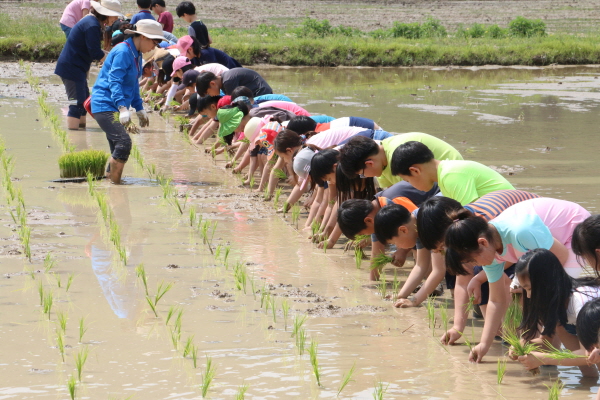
[438,160,515,205]
[379,132,463,189]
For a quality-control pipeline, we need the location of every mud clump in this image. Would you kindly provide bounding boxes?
[306,304,387,317]
[210,289,232,299]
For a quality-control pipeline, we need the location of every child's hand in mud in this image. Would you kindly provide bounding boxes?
[317,239,334,250]
[394,298,415,308]
[469,343,489,363]
[587,348,600,364]
[466,279,483,305]
[440,327,462,345]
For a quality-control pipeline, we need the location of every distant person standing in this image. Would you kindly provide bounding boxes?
[130,0,155,25]
[150,0,174,33]
[59,0,91,38]
[175,1,211,48]
[54,0,124,130]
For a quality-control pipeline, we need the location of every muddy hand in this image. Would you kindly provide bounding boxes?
[469,343,487,363]
[440,328,462,345]
[137,110,149,127]
[394,298,415,308]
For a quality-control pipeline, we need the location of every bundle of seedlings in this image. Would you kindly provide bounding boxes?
[58,150,109,178]
[113,112,140,134]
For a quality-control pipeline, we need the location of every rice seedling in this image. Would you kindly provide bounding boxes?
[191,344,199,368]
[337,363,356,396]
[292,314,307,338]
[370,253,393,271]
[233,262,248,293]
[541,340,588,360]
[372,379,388,400]
[296,328,307,355]
[500,330,541,375]
[43,252,55,273]
[354,245,364,269]
[58,150,110,178]
[214,244,222,260]
[67,374,77,400]
[54,273,62,288]
[425,296,436,330]
[322,239,329,253]
[43,290,54,319]
[503,294,523,333]
[291,204,301,229]
[135,264,149,296]
[235,384,249,400]
[273,187,283,209]
[146,296,158,317]
[273,168,287,180]
[146,281,173,317]
[189,207,197,227]
[249,175,255,189]
[392,269,401,294]
[308,338,321,386]
[78,317,87,343]
[174,308,184,332]
[166,305,179,326]
[224,245,231,264]
[281,299,290,330]
[200,356,217,398]
[38,280,44,305]
[377,272,387,298]
[57,310,67,334]
[183,335,195,358]
[497,358,507,384]
[21,226,31,262]
[439,302,449,335]
[66,273,74,292]
[260,283,269,308]
[270,296,277,323]
[56,329,65,362]
[546,379,564,400]
[74,346,89,382]
[170,327,181,350]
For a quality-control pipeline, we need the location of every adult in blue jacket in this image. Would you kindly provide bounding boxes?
[91,19,163,184]
[54,0,124,130]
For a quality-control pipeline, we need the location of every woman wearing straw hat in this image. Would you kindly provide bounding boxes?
[55,0,124,131]
[91,19,164,184]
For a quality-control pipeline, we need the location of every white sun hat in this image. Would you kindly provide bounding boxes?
[124,19,166,41]
[90,0,124,18]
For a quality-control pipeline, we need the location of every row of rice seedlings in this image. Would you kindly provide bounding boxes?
[35,88,75,152]
[308,338,321,386]
[156,174,185,214]
[86,173,128,264]
[145,281,174,317]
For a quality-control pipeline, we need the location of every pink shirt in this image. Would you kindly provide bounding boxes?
[60,0,91,28]
[259,101,311,116]
[306,127,366,148]
[194,64,229,76]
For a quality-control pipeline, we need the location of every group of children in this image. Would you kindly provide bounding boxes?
[56,0,600,390]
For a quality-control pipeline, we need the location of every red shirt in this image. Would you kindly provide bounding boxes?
[158,11,174,33]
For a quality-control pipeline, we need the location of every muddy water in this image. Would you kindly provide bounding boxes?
[1,64,600,399]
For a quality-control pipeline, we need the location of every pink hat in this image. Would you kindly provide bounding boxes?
[171,56,191,77]
[176,35,194,56]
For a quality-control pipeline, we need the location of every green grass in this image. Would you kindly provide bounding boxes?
[58,150,109,178]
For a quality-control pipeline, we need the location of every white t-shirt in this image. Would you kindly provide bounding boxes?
[567,285,600,325]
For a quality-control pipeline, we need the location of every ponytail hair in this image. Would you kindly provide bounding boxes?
[443,210,491,275]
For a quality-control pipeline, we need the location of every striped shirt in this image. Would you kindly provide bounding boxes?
[464,190,540,221]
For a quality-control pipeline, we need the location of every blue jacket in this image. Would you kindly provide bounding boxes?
[130,10,155,25]
[91,37,143,113]
[55,15,105,82]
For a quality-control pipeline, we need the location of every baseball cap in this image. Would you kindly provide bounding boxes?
[217,95,232,109]
[176,35,193,55]
[293,147,317,190]
[182,69,200,87]
[216,107,243,138]
[171,56,191,77]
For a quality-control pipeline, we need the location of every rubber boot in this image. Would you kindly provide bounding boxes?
[67,116,80,130]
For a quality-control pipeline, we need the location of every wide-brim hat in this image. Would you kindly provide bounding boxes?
[124,19,165,41]
[217,108,244,138]
[149,48,170,68]
[90,0,124,17]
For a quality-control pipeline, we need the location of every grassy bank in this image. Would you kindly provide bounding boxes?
[2,14,600,66]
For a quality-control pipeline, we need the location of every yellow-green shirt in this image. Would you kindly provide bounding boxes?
[438,160,515,205]
[379,132,463,189]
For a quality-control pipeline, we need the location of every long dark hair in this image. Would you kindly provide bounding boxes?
[443,209,491,276]
[417,196,465,251]
[335,165,375,204]
[576,298,600,350]
[572,215,600,277]
[273,129,320,155]
[517,248,600,340]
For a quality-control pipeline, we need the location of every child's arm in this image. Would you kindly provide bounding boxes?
[440,273,472,345]
[303,186,324,229]
[369,240,387,281]
[193,120,219,144]
[396,250,448,307]
[266,157,285,199]
[466,270,488,304]
[188,116,208,138]
[323,224,342,250]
